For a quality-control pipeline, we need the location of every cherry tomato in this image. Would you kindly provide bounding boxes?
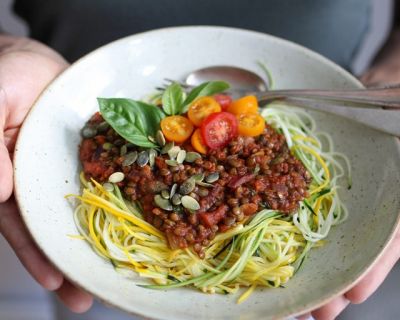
[227,95,258,114]
[160,115,194,143]
[236,113,265,137]
[188,96,221,126]
[201,112,238,149]
[191,128,208,154]
[213,94,232,110]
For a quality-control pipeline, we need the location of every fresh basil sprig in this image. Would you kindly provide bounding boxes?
[162,82,185,115]
[182,81,230,112]
[161,81,230,115]
[98,98,165,148]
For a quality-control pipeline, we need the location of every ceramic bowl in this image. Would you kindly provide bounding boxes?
[14,26,400,320]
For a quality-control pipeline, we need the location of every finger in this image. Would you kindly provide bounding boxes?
[345,224,400,304]
[0,199,63,290]
[55,280,93,313]
[311,295,350,320]
[0,87,13,202]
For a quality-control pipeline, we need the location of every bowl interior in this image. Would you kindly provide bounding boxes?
[14,27,400,320]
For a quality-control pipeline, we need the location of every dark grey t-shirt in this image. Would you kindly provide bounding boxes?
[14,0,370,69]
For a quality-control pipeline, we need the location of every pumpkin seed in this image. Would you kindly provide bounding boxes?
[108,172,125,183]
[102,142,113,151]
[97,121,110,133]
[120,145,128,156]
[254,164,260,174]
[122,151,138,167]
[136,151,149,167]
[114,139,124,146]
[196,181,214,188]
[150,181,168,193]
[156,130,166,146]
[192,173,205,182]
[103,182,114,192]
[154,195,173,211]
[168,146,181,159]
[148,135,156,143]
[149,149,157,167]
[176,150,187,164]
[161,189,170,199]
[179,178,196,195]
[165,159,178,167]
[205,172,219,183]
[170,183,178,198]
[185,152,201,163]
[181,195,200,211]
[161,142,174,154]
[171,193,182,205]
[81,126,97,138]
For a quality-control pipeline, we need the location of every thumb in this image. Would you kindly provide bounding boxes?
[0,88,13,202]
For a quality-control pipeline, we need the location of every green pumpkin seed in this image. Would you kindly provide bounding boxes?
[103,182,114,192]
[122,151,138,167]
[205,172,219,183]
[156,130,166,147]
[136,151,149,167]
[108,172,125,183]
[149,149,157,167]
[185,152,201,163]
[154,195,173,211]
[161,142,174,154]
[148,135,156,143]
[176,150,187,164]
[192,173,205,182]
[165,159,178,167]
[181,195,200,211]
[120,145,128,156]
[97,121,110,133]
[171,193,182,205]
[170,183,178,198]
[102,142,113,151]
[81,126,97,138]
[168,146,181,159]
[254,164,260,174]
[196,181,214,188]
[179,178,196,195]
[161,189,170,199]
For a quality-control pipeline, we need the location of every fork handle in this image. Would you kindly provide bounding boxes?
[256,83,400,108]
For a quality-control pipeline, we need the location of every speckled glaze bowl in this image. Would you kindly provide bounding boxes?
[14,26,400,320]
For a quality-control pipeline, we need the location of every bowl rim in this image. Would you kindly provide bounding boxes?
[13,25,400,320]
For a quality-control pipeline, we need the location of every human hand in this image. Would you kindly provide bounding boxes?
[296,223,400,320]
[0,35,93,312]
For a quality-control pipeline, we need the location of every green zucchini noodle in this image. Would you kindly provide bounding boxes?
[68,103,350,303]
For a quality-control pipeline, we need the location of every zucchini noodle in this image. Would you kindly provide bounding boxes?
[68,103,350,303]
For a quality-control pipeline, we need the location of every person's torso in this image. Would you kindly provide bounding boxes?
[14,0,370,69]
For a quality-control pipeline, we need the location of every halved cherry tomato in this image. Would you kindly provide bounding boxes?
[160,115,194,143]
[236,113,265,137]
[227,95,258,114]
[191,128,208,154]
[188,96,221,126]
[201,112,238,149]
[213,94,232,111]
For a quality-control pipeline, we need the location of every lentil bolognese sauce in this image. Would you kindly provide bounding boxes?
[69,80,349,301]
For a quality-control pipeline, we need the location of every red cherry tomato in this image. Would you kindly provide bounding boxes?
[201,112,238,149]
[213,94,233,110]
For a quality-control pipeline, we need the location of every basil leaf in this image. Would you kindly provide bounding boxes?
[182,81,230,112]
[98,98,165,148]
[162,82,184,115]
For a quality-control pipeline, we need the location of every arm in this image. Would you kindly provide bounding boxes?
[0,34,93,313]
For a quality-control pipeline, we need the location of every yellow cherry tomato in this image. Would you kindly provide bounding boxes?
[188,96,221,126]
[227,95,258,115]
[191,128,208,154]
[236,113,266,137]
[161,115,194,143]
